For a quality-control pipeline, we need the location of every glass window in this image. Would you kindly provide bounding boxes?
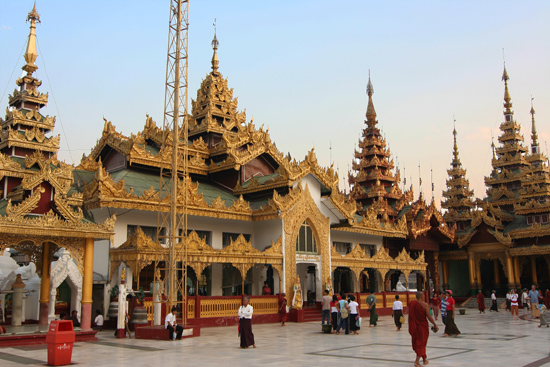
[296,222,317,254]
[334,242,351,255]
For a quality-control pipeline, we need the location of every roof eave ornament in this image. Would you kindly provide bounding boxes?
[23,3,41,76]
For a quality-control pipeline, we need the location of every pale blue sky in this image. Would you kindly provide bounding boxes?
[1,1,549,208]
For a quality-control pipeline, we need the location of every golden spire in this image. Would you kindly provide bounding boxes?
[502,65,512,114]
[23,3,40,76]
[452,119,459,161]
[211,19,219,72]
[491,137,496,160]
[530,97,538,148]
[366,70,377,123]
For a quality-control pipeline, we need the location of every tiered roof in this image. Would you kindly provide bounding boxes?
[78,36,407,238]
[441,128,475,225]
[0,6,113,258]
[484,67,530,211]
[348,75,411,221]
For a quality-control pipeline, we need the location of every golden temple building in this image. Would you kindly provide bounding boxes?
[440,67,550,295]
[0,5,114,330]
[1,4,548,334]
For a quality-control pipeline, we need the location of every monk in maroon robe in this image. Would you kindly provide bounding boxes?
[409,291,438,367]
[477,290,486,313]
[278,293,287,326]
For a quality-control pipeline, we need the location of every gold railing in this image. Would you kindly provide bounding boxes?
[188,298,195,319]
[200,298,242,318]
[376,294,384,307]
[249,297,278,315]
[143,300,154,321]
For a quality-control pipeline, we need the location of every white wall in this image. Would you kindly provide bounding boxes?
[330,230,383,249]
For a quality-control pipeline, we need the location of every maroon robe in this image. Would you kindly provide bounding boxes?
[409,300,429,360]
[278,295,287,323]
[477,293,486,312]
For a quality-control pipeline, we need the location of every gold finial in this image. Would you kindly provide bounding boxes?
[211,18,219,72]
[530,96,538,147]
[502,64,512,113]
[23,3,41,76]
[452,118,459,161]
[365,70,377,123]
[491,136,496,160]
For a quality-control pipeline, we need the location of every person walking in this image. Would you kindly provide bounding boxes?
[93,309,104,331]
[430,293,440,321]
[521,288,530,318]
[366,293,378,327]
[505,290,512,312]
[490,290,499,312]
[278,293,287,326]
[538,300,549,328]
[238,296,256,348]
[443,290,460,337]
[349,295,360,335]
[476,290,486,314]
[330,295,338,333]
[510,289,519,321]
[321,290,331,325]
[392,294,404,331]
[440,292,448,326]
[335,296,350,335]
[528,285,541,319]
[409,291,439,367]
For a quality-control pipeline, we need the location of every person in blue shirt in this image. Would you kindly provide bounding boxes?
[528,285,540,319]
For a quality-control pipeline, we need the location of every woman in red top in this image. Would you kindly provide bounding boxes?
[443,290,461,336]
[430,294,440,320]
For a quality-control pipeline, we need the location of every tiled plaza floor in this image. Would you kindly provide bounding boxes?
[1,310,549,366]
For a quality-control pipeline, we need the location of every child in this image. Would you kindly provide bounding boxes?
[538,301,548,328]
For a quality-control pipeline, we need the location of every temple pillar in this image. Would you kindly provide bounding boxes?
[468,253,476,295]
[506,254,515,289]
[433,252,440,292]
[475,259,482,291]
[531,256,538,288]
[493,259,500,288]
[441,261,449,291]
[514,257,521,288]
[81,238,94,330]
[39,241,51,325]
[11,274,26,326]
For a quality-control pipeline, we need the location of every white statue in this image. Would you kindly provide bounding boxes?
[396,281,407,292]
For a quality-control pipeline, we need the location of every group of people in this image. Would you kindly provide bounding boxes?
[428,290,461,337]
[475,285,549,327]
[319,290,377,335]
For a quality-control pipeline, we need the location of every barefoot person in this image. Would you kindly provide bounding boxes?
[278,293,287,327]
[238,296,256,348]
[443,290,461,337]
[409,291,438,367]
[476,290,486,314]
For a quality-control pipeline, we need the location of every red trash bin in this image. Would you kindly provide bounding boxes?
[46,320,75,366]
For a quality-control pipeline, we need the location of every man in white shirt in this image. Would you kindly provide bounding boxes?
[392,295,404,331]
[93,309,104,330]
[165,306,183,341]
[238,296,256,348]
[521,288,530,318]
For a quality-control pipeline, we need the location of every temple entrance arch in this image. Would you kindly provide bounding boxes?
[333,267,353,294]
[48,249,82,322]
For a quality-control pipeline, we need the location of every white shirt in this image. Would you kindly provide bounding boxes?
[491,293,497,300]
[94,314,104,326]
[165,312,176,329]
[349,301,359,314]
[238,304,253,319]
[506,293,511,300]
[393,300,403,310]
[522,292,529,303]
[511,294,519,306]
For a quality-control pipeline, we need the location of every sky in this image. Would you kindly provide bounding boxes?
[1,1,549,209]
